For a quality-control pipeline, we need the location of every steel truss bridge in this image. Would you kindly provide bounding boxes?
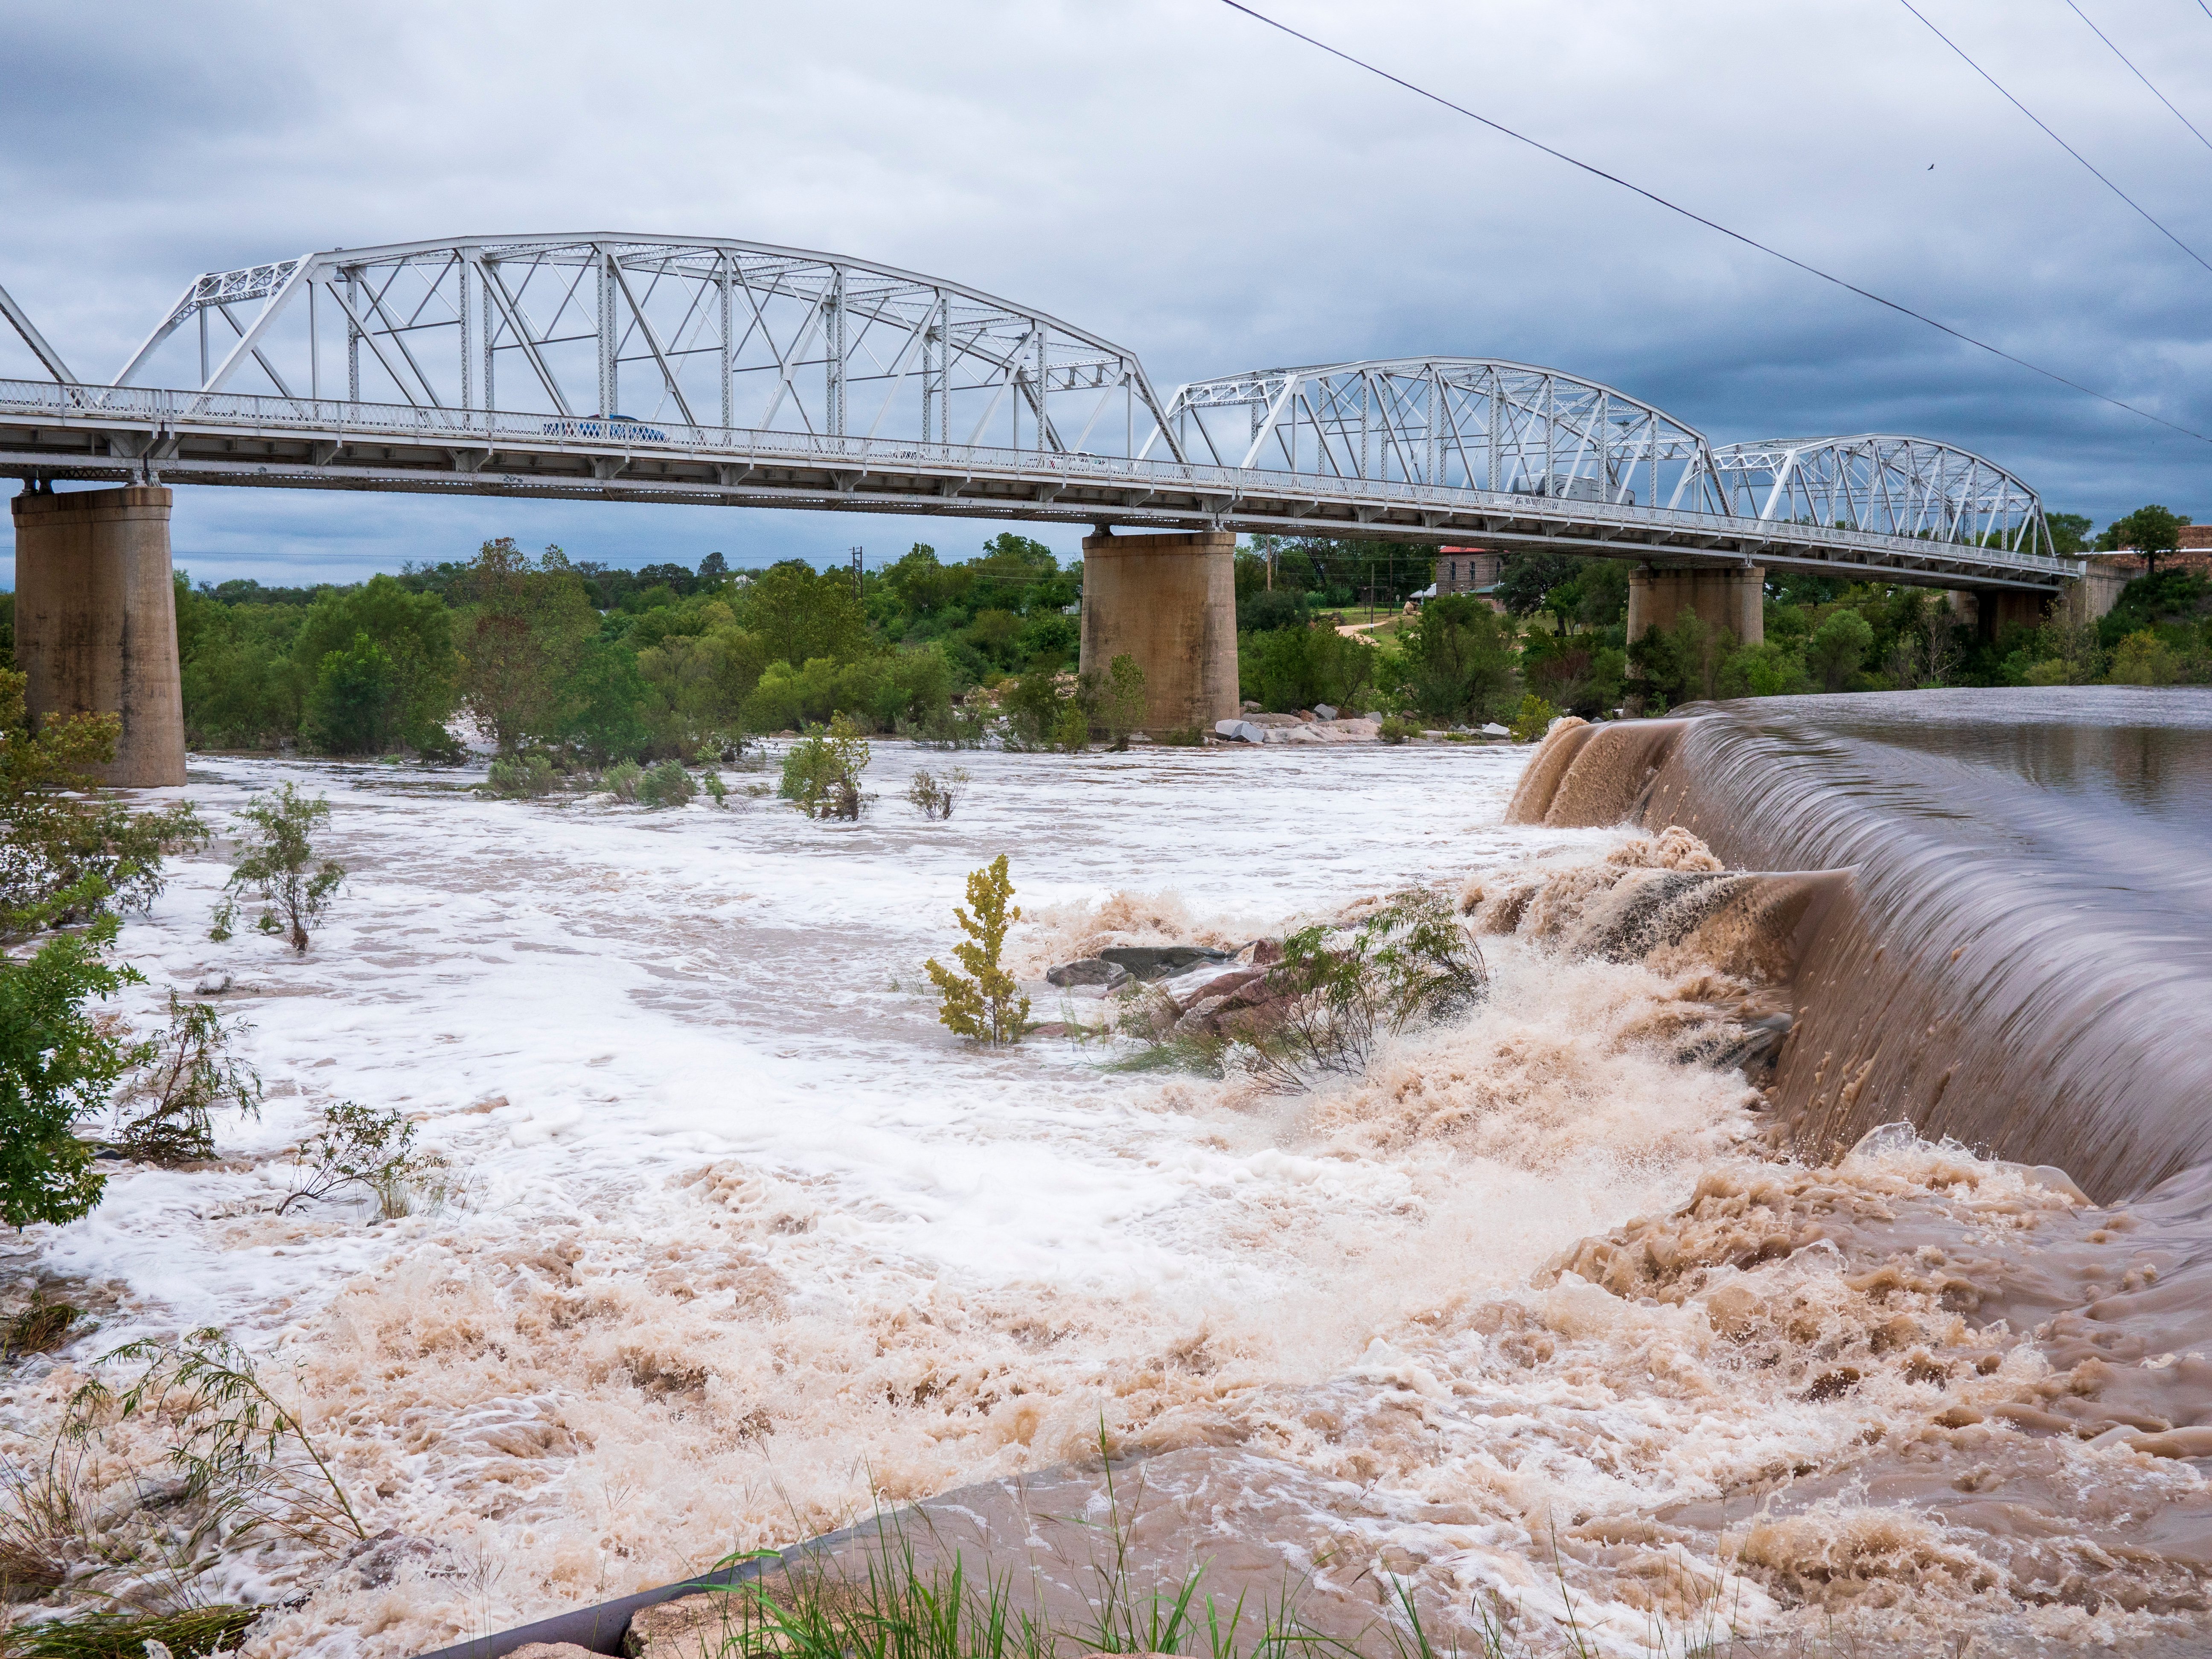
[0,233,2080,591]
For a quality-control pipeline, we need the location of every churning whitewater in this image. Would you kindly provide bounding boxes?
[4,725,2210,1658]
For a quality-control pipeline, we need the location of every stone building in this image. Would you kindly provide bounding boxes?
[1423,546,1505,611]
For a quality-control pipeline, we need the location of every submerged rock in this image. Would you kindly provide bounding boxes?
[1045,957,1129,989]
[1099,944,1232,981]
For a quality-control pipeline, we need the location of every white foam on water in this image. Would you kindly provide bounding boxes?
[8,742,2198,1656]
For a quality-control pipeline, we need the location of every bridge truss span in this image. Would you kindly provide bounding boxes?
[1153,357,1726,514]
[1707,434,2052,561]
[0,236,2085,592]
[107,234,1183,463]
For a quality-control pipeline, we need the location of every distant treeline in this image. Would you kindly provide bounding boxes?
[0,509,2199,764]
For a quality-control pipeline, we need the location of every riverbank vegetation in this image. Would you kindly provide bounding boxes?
[1231,515,2212,722]
[3,505,2197,783]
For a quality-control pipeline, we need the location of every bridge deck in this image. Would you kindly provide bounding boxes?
[0,379,2083,590]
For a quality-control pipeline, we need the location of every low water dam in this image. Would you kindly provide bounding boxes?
[1508,688,2212,1201]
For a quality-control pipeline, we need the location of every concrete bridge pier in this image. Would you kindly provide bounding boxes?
[9,483,187,787]
[1626,563,1764,646]
[1078,529,1239,735]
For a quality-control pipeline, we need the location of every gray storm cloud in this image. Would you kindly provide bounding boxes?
[3,0,2208,582]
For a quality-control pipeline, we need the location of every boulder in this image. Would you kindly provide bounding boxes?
[1481,722,1510,737]
[1099,944,1232,981]
[1045,958,1129,989]
[1171,970,1281,1038]
[625,1592,742,1657]
[1313,704,1338,720]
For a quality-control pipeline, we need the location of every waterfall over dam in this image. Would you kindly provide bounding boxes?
[1507,689,2212,1203]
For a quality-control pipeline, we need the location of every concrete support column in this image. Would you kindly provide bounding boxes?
[10,484,186,787]
[1078,529,1238,734]
[1625,562,1764,646]
[2066,562,2132,629]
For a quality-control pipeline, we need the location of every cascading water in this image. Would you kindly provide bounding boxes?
[10,712,2212,1659]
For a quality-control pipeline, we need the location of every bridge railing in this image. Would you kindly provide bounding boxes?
[0,377,2084,581]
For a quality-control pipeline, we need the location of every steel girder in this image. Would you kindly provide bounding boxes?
[1706,435,2052,559]
[0,239,2087,590]
[106,234,1184,463]
[1150,357,1727,514]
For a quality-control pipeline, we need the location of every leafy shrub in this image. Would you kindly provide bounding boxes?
[1051,698,1090,753]
[111,993,261,1164]
[1240,623,1378,713]
[779,715,871,819]
[484,752,559,798]
[72,1326,369,1551]
[637,759,697,807]
[2,884,140,1229]
[1236,891,1487,1094]
[1378,715,1417,745]
[1,669,207,933]
[209,784,346,954]
[907,702,991,748]
[925,855,1028,1044]
[1508,693,1557,743]
[906,766,971,821]
[604,760,645,802]
[1157,728,1205,747]
[703,769,729,808]
[1092,653,1149,749]
[1805,608,1875,692]
[2109,629,2179,686]
[276,1100,447,1220]
[1398,595,1518,722]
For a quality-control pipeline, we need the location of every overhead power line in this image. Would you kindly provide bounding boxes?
[2064,0,2212,158]
[1214,0,2212,448]
[1898,0,2212,277]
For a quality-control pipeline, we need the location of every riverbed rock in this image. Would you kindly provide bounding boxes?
[1100,945,1233,981]
[512,1645,599,1659]
[1313,704,1338,720]
[624,1592,742,1657]
[1045,957,1129,989]
[1168,968,1273,1036]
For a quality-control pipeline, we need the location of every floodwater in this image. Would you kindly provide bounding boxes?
[4,699,2212,1657]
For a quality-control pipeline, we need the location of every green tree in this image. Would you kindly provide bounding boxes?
[1,899,139,1228]
[300,632,401,755]
[925,856,1028,1045]
[2098,505,2185,577]
[2046,512,2093,556]
[739,559,873,668]
[0,669,204,928]
[0,667,160,1227]
[1493,553,1583,619]
[1805,609,1875,693]
[1400,595,1518,722]
[778,714,872,819]
[210,785,347,954]
[454,539,600,754]
[291,573,460,755]
[1095,654,1148,749]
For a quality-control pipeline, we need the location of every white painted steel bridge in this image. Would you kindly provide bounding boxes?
[0,233,2080,591]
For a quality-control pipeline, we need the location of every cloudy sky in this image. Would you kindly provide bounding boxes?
[3,0,2209,587]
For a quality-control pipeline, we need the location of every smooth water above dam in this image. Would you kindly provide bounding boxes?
[1510,688,2212,1202]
